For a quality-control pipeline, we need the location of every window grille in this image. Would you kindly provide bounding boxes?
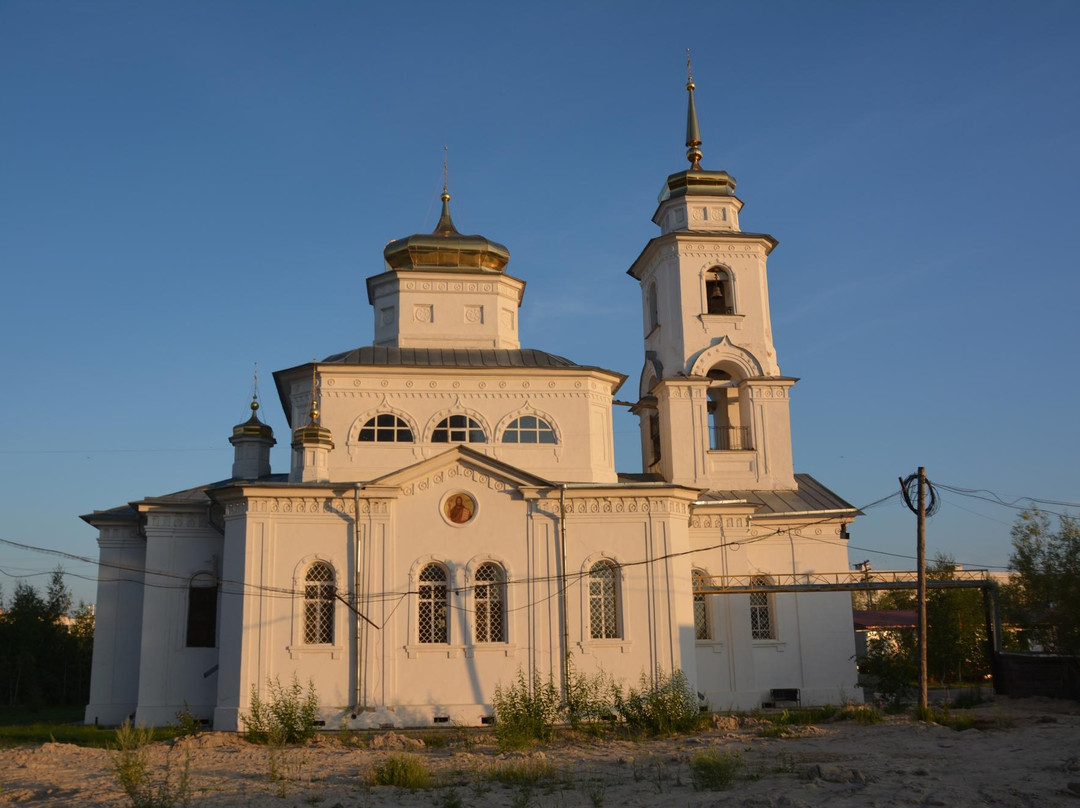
[501,415,557,444]
[304,562,335,644]
[693,569,711,641]
[588,561,619,639]
[431,415,486,444]
[473,562,506,642]
[358,413,413,442]
[418,564,449,643]
[186,574,217,648]
[749,575,776,640]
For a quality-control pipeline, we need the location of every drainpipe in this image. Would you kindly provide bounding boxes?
[558,485,570,703]
[354,485,366,713]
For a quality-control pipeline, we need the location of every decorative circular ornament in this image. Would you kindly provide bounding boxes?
[441,491,477,526]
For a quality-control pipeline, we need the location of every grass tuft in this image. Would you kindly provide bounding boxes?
[688,749,743,791]
[370,754,433,789]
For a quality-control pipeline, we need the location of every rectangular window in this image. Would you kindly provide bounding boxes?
[186,585,217,648]
[589,562,619,639]
[749,590,775,640]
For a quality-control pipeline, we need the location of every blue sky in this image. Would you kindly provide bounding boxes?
[1,1,1078,606]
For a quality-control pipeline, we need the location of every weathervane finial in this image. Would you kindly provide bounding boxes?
[685,49,703,170]
[250,362,260,415]
[434,146,458,234]
[308,360,320,425]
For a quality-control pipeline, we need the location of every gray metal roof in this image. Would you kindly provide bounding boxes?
[698,473,860,516]
[321,346,611,372]
[80,476,289,525]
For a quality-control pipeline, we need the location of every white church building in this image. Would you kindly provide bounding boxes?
[83,77,861,730]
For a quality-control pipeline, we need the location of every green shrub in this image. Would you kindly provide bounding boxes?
[915,704,975,731]
[763,702,881,728]
[688,749,742,791]
[841,703,884,725]
[173,701,203,737]
[491,668,560,750]
[114,719,190,808]
[240,675,319,745]
[564,659,619,727]
[862,634,917,708]
[616,669,706,736]
[371,754,432,788]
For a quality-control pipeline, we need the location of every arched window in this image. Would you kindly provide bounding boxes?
[418,563,449,643]
[502,415,557,444]
[648,413,662,467]
[186,572,217,648]
[705,268,734,315]
[749,575,776,640]
[646,282,659,332]
[473,562,506,643]
[358,413,413,443]
[588,560,620,639]
[693,569,711,641]
[304,562,335,645]
[431,415,486,444]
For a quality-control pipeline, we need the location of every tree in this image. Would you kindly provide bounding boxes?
[0,567,95,708]
[925,555,988,683]
[1006,509,1080,654]
[860,554,989,703]
[46,565,73,622]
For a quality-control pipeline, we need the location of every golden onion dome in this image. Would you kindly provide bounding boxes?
[383,189,510,273]
[291,421,334,448]
[231,396,274,440]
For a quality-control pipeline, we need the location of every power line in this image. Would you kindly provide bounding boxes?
[0,489,892,617]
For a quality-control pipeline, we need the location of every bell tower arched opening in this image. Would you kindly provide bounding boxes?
[706,365,752,452]
[704,267,734,315]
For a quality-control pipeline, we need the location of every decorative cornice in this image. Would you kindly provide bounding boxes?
[145,513,210,530]
[400,464,510,497]
[690,515,749,530]
[224,497,393,517]
[534,496,689,516]
[315,384,609,398]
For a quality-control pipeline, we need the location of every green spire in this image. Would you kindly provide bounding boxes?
[685,49,703,170]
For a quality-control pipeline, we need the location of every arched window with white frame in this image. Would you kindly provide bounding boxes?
[473,562,506,643]
[431,415,487,444]
[358,413,414,442]
[303,561,335,645]
[588,560,620,640]
[418,563,450,643]
[501,415,557,445]
[749,575,776,640]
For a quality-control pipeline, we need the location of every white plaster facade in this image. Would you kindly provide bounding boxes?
[83,88,861,729]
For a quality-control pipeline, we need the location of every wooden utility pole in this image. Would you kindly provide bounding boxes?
[916,466,928,712]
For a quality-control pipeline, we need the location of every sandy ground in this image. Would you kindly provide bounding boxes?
[3,698,1080,807]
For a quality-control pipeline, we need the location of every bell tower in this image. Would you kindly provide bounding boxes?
[628,62,796,491]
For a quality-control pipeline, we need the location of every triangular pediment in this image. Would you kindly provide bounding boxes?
[369,446,553,493]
